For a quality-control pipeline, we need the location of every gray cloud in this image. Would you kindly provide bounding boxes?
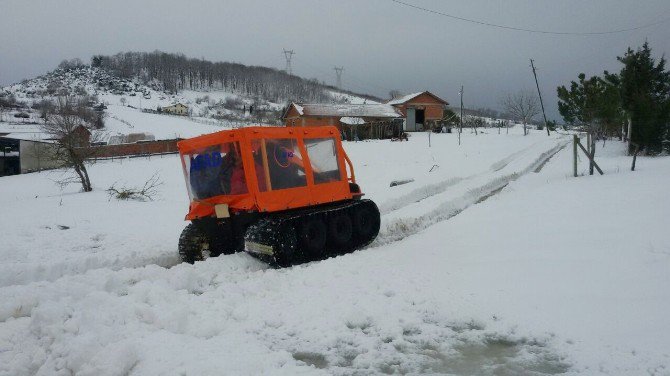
[1,0,668,120]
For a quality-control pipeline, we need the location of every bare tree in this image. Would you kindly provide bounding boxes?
[58,58,84,70]
[463,115,483,135]
[32,99,56,124]
[0,93,17,122]
[389,90,403,100]
[41,96,99,192]
[500,90,540,136]
[92,51,339,104]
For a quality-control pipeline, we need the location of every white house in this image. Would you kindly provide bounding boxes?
[161,103,189,116]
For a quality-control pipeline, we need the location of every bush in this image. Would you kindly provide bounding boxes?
[106,174,162,201]
[222,97,244,111]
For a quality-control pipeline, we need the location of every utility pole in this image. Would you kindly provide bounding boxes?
[530,59,551,136]
[333,66,344,89]
[283,49,295,75]
[459,85,463,145]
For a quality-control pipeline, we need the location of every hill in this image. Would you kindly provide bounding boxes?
[0,53,379,141]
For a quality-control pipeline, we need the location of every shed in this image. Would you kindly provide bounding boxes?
[0,134,61,176]
[283,103,403,140]
[386,91,449,131]
[283,103,401,127]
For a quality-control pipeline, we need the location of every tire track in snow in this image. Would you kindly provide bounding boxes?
[489,142,539,172]
[377,140,547,215]
[11,139,551,288]
[0,140,567,320]
[371,140,568,247]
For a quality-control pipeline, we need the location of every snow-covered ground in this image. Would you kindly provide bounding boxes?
[1,127,668,375]
[102,105,229,140]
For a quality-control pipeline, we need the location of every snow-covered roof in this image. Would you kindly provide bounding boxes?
[164,103,188,108]
[292,103,304,115]
[0,132,55,143]
[340,117,365,125]
[386,91,449,106]
[291,103,401,118]
[386,92,424,106]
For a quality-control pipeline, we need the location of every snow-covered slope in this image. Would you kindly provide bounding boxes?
[1,66,375,142]
[2,128,667,374]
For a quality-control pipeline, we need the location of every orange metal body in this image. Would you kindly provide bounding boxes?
[177,126,359,220]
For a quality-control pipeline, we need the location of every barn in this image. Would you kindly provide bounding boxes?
[386,91,449,132]
[283,91,449,138]
[283,103,403,140]
[0,134,61,176]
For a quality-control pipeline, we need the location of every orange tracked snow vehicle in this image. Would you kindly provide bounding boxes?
[177,126,380,266]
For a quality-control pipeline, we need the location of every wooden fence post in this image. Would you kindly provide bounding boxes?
[589,136,595,176]
[573,135,578,177]
[576,138,604,175]
[631,143,640,171]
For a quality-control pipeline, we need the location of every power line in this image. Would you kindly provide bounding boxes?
[388,0,670,36]
[298,58,389,95]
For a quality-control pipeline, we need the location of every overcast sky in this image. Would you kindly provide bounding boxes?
[1,0,669,120]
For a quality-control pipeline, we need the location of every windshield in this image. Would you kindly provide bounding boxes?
[181,141,248,200]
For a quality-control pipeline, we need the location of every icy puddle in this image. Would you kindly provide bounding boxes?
[286,317,570,375]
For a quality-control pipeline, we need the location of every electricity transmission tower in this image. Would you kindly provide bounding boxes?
[334,66,344,88]
[283,49,295,75]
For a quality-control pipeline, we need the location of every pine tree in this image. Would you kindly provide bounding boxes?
[557,72,623,137]
[617,42,670,154]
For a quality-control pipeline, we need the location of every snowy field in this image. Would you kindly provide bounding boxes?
[102,105,230,140]
[1,127,669,375]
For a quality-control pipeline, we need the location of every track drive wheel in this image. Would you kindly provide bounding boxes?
[328,212,353,248]
[178,223,211,264]
[299,218,327,258]
[353,204,381,242]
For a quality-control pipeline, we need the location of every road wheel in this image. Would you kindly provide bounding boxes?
[299,218,327,257]
[178,223,211,264]
[328,213,353,248]
[353,205,380,242]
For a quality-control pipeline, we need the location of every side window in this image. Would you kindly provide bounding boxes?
[182,142,247,200]
[304,138,342,184]
[251,138,307,191]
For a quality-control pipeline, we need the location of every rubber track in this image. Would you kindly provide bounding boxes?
[245,199,380,266]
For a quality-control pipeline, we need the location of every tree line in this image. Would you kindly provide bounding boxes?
[557,42,670,154]
[91,51,333,104]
